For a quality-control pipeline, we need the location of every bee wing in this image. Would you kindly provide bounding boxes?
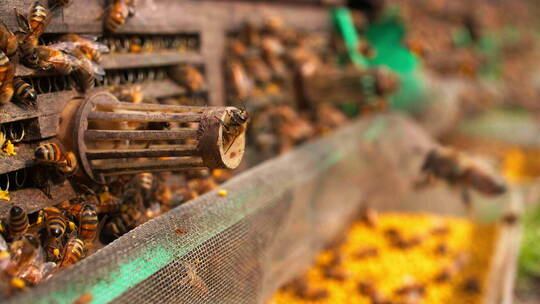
[78,56,105,80]
[13,9,30,32]
[46,41,79,53]
[59,35,110,54]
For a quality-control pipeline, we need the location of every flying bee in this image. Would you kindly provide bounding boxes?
[420,147,507,208]
[78,204,98,245]
[105,0,136,32]
[218,108,249,154]
[0,51,15,105]
[0,21,18,57]
[12,78,37,106]
[58,34,109,63]
[59,236,85,268]
[41,207,67,238]
[8,206,29,238]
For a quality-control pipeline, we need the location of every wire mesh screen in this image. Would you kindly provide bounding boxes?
[8,114,434,304]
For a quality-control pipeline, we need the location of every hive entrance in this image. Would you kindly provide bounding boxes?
[75,92,246,183]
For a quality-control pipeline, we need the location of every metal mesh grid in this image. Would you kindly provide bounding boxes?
[8,114,436,304]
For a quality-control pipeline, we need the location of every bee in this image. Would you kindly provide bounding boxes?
[15,2,50,67]
[171,65,205,93]
[132,173,154,201]
[8,206,29,237]
[96,189,125,214]
[58,34,109,63]
[462,276,481,294]
[288,278,328,301]
[0,51,15,105]
[41,207,67,238]
[100,207,142,244]
[420,147,507,208]
[59,236,85,268]
[357,282,386,304]
[43,236,63,262]
[78,204,98,244]
[355,247,379,259]
[226,59,253,101]
[12,78,37,106]
[105,0,136,32]
[218,108,250,154]
[34,143,78,176]
[434,252,470,283]
[360,207,378,227]
[33,46,77,74]
[0,21,18,57]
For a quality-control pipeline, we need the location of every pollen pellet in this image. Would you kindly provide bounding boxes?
[217,189,228,197]
[270,213,497,304]
[11,278,26,289]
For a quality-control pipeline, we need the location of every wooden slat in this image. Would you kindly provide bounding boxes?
[86,145,199,159]
[88,111,202,123]
[0,181,76,216]
[85,129,199,141]
[92,157,204,173]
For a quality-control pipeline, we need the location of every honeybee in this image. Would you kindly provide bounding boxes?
[41,207,67,238]
[105,0,136,32]
[34,143,78,176]
[110,85,143,104]
[32,46,76,74]
[219,108,249,154]
[0,51,15,105]
[226,59,253,101]
[16,2,50,67]
[96,189,125,214]
[288,278,328,301]
[178,261,209,296]
[43,236,63,262]
[58,34,109,63]
[8,206,29,238]
[420,147,507,208]
[59,236,85,268]
[78,204,98,245]
[0,21,18,57]
[171,65,205,93]
[12,78,37,106]
[100,207,142,244]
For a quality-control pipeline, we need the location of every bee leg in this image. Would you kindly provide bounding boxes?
[461,188,475,217]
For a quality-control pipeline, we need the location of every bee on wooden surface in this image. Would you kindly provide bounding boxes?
[41,207,67,238]
[218,108,250,154]
[32,46,77,74]
[420,147,507,208]
[58,34,109,63]
[170,65,205,93]
[28,2,49,32]
[105,0,136,32]
[59,236,85,268]
[8,206,29,238]
[12,78,37,106]
[0,51,15,105]
[100,207,142,243]
[34,143,78,176]
[0,21,18,57]
[78,204,98,245]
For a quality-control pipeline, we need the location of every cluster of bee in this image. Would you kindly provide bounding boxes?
[101,34,199,54]
[271,211,497,304]
[0,166,233,295]
[225,18,399,162]
[0,1,109,107]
